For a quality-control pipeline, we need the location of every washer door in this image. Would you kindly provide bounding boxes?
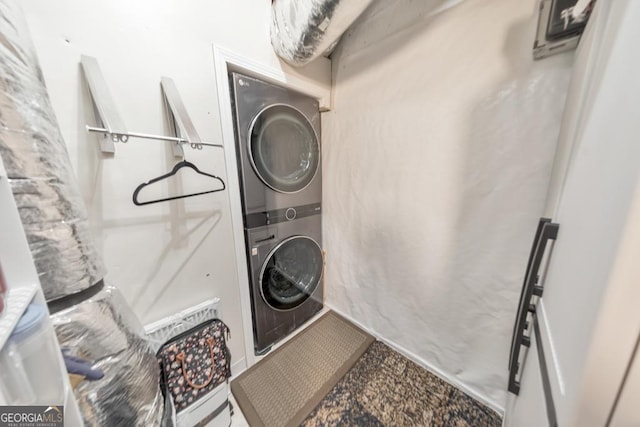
[260,236,323,311]
[249,104,320,193]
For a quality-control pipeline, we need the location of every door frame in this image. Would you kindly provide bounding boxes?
[212,44,330,371]
[572,183,640,426]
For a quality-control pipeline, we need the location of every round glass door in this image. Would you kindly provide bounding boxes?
[249,104,319,193]
[260,236,323,311]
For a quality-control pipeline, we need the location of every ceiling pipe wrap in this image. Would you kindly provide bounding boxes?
[271,0,374,67]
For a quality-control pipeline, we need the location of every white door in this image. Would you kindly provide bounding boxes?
[608,337,640,427]
[505,1,640,426]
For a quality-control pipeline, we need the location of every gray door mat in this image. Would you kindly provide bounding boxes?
[231,311,375,427]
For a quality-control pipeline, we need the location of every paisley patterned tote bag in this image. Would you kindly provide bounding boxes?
[158,319,231,412]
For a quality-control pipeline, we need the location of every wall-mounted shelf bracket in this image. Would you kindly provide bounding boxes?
[81,55,128,153]
[81,56,224,155]
[162,77,208,157]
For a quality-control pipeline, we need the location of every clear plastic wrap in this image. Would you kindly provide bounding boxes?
[51,285,163,426]
[270,0,373,66]
[0,0,105,301]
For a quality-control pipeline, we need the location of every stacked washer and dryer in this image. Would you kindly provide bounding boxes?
[230,73,324,355]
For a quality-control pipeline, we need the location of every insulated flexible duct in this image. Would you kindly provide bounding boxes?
[0,3,164,424]
[0,0,105,301]
[271,0,374,66]
[51,286,164,427]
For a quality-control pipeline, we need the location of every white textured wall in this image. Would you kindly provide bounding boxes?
[19,0,329,373]
[323,0,574,409]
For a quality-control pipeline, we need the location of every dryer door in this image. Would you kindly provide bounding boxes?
[259,236,323,311]
[249,104,320,194]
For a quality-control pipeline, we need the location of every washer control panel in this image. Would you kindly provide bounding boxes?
[244,203,321,228]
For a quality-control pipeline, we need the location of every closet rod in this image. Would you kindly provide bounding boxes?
[85,126,224,149]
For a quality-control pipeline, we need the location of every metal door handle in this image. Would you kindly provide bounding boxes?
[509,218,550,374]
[255,234,275,244]
[508,219,559,395]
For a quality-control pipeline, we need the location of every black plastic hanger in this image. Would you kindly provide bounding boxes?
[132,160,226,206]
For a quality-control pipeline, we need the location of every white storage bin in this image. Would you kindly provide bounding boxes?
[0,303,64,405]
[175,381,230,427]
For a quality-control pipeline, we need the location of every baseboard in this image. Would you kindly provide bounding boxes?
[230,305,331,380]
[327,304,505,416]
[231,357,247,379]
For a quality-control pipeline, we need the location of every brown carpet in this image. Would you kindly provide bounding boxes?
[231,311,375,427]
[302,341,502,427]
